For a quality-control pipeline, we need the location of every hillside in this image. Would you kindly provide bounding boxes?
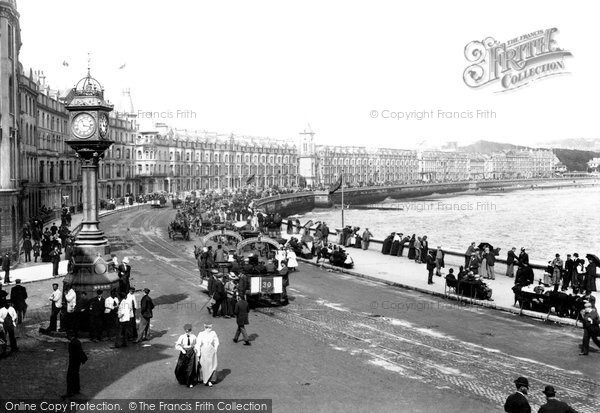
[459,140,527,153]
[553,149,600,172]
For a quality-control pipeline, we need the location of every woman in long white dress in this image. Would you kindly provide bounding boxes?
[286,248,298,271]
[195,324,220,386]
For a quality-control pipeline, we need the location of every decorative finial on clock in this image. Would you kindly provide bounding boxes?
[87,52,91,77]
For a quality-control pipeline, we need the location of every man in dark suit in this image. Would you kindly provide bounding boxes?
[23,238,33,263]
[426,250,436,285]
[0,284,7,307]
[233,295,251,345]
[10,279,27,325]
[538,385,577,413]
[117,258,131,295]
[504,376,531,413]
[211,275,226,317]
[89,290,105,342]
[135,288,154,342]
[2,252,11,284]
[63,334,88,399]
[50,246,61,277]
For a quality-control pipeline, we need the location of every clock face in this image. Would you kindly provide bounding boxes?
[99,113,109,138]
[72,113,97,139]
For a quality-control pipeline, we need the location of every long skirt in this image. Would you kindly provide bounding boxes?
[199,346,218,384]
[382,240,392,255]
[390,241,400,256]
[362,240,370,250]
[354,236,362,248]
[175,350,197,386]
[479,262,488,278]
[408,247,416,260]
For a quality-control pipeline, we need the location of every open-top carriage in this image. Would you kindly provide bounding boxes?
[168,218,190,240]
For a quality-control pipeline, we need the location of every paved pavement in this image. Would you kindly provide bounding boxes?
[1,203,148,285]
[280,227,591,326]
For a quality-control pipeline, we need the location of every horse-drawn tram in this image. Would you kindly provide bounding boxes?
[195,229,289,307]
[168,212,190,240]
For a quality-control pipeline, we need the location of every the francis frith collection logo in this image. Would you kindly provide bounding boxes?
[463,28,572,92]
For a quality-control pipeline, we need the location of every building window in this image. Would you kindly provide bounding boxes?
[8,24,14,59]
[9,76,14,113]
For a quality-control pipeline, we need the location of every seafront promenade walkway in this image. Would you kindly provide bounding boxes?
[2,203,148,285]
[280,226,587,326]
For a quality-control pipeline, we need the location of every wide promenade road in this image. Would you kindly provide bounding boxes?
[1,207,598,412]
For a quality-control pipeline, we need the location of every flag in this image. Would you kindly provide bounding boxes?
[329,175,343,194]
[62,61,69,67]
[118,63,126,70]
[246,174,255,185]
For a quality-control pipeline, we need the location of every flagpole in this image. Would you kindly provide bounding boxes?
[341,174,344,228]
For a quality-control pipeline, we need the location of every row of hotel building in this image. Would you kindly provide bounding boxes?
[0,0,562,255]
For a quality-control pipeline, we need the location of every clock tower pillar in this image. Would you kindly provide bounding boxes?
[62,72,118,298]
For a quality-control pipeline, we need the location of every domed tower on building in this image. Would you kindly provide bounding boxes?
[0,0,22,256]
[298,125,317,187]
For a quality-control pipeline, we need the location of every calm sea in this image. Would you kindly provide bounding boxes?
[300,185,600,263]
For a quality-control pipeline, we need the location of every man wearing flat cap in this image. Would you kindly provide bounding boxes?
[538,385,578,413]
[504,376,531,413]
[135,288,154,343]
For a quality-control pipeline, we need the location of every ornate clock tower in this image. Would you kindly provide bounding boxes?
[63,71,118,295]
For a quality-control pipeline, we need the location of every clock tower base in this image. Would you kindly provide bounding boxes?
[63,141,118,305]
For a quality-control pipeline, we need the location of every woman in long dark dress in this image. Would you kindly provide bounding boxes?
[407,235,416,260]
[286,219,293,235]
[175,324,198,388]
[584,258,597,293]
[382,234,393,255]
[420,236,429,263]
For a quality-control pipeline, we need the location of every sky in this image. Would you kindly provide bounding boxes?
[17,0,600,150]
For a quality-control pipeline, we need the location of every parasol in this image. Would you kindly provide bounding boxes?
[233,221,247,228]
[586,253,600,267]
[478,242,494,251]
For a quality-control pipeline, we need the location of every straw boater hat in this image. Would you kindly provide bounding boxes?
[228,273,239,281]
[123,257,130,264]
